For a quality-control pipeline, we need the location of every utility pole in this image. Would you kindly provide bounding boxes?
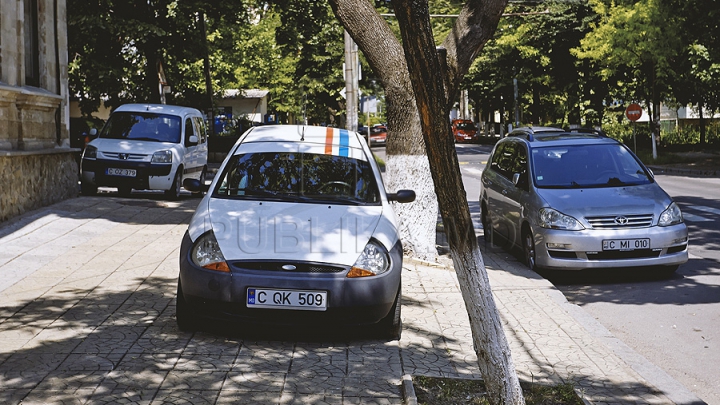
[344,30,359,131]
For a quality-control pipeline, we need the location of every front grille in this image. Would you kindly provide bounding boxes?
[585,213,653,229]
[230,261,346,273]
[586,249,660,260]
[101,152,146,161]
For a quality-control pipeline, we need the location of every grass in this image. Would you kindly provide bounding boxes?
[413,376,585,405]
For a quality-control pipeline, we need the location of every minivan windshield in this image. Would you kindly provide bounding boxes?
[99,112,182,143]
[532,144,653,188]
[215,152,381,205]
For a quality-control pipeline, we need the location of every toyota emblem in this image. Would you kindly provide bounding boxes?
[614,216,629,225]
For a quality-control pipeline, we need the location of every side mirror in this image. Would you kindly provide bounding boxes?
[387,189,415,203]
[88,128,98,138]
[187,135,199,146]
[512,172,528,189]
[183,178,209,193]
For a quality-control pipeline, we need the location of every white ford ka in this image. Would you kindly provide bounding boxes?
[178,125,415,339]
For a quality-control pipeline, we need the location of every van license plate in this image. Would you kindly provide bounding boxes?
[247,288,327,311]
[106,168,136,177]
[602,238,649,251]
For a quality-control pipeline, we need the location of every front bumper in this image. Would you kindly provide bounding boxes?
[81,158,173,190]
[534,224,689,270]
[177,231,403,326]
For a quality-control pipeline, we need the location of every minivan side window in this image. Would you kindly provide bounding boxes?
[490,142,516,180]
[185,118,197,146]
[193,117,207,143]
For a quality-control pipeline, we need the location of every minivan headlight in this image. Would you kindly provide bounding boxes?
[191,231,229,272]
[659,202,683,226]
[539,208,585,230]
[152,150,173,163]
[347,240,390,278]
[83,145,97,159]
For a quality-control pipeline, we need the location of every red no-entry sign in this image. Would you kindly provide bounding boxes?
[625,103,643,122]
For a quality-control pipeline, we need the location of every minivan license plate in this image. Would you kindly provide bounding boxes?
[106,168,136,177]
[602,238,650,251]
[247,288,327,311]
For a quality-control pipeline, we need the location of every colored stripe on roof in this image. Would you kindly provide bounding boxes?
[325,127,334,155]
[339,129,349,157]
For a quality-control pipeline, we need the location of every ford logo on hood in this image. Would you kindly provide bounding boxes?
[281,264,297,271]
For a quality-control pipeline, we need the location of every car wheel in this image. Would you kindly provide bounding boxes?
[165,169,182,200]
[376,287,402,341]
[117,186,132,197]
[81,181,97,196]
[660,265,679,277]
[192,167,206,197]
[522,227,538,272]
[176,280,199,332]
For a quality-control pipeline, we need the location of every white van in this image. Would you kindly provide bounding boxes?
[80,104,208,199]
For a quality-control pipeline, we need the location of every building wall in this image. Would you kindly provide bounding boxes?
[0,0,77,223]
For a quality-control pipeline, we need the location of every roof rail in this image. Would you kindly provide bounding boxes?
[567,127,607,137]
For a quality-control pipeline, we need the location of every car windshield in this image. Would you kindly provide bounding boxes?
[99,112,182,143]
[456,122,477,130]
[531,144,653,188]
[215,152,381,205]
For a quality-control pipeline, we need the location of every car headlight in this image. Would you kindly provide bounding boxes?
[539,208,585,230]
[82,145,97,159]
[152,150,173,163]
[659,202,683,226]
[347,240,390,278]
[191,231,229,272]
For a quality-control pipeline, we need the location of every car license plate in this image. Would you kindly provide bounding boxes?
[247,288,327,311]
[602,238,650,251]
[106,168,136,177]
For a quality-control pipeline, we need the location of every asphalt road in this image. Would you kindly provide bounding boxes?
[375,142,719,404]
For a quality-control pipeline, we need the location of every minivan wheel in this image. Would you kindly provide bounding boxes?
[165,170,182,200]
[523,228,537,271]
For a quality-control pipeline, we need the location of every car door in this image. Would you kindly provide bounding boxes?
[503,142,529,247]
[183,116,199,177]
[484,142,514,241]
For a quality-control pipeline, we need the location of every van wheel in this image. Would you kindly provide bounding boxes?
[522,227,538,272]
[117,186,132,197]
[192,167,206,196]
[165,170,182,200]
[81,181,97,196]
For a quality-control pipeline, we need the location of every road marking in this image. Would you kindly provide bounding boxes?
[691,205,720,216]
[463,167,484,176]
[682,213,712,222]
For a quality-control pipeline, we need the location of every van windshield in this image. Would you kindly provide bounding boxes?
[99,112,182,143]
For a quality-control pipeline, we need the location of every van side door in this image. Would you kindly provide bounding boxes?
[183,116,200,178]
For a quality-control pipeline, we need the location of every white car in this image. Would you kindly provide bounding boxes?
[178,125,415,339]
[80,104,208,198]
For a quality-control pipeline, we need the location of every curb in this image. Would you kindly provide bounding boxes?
[402,374,418,405]
[647,165,720,177]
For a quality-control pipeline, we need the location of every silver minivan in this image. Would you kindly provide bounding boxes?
[480,128,688,274]
[80,104,208,199]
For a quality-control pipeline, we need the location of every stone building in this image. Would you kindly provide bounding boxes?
[0,0,77,223]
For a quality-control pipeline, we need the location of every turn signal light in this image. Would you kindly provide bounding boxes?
[347,267,374,278]
[203,262,230,273]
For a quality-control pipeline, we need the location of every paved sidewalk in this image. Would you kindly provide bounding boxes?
[0,195,705,404]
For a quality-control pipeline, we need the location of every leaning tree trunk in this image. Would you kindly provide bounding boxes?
[391,1,524,403]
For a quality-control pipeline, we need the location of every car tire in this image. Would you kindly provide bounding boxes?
[176,280,199,332]
[192,167,206,197]
[522,227,538,272]
[165,169,182,200]
[376,288,402,341]
[660,265,679,277]
[81,181,97,196]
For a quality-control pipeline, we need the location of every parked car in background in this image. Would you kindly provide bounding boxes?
[480,127,688,274]
[80,104,208,199]
[369,125,388,146]
[178,125,416,339]
[451,119,479,143]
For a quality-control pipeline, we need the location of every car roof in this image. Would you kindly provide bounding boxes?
[505,127,614,144]
[237,125,368,158]
[113,103,203,117]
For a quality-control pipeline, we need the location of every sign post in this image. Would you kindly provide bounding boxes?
[625,103,642,153]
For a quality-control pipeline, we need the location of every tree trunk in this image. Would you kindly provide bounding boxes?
[328,0,439,262]
[391,1,525,404]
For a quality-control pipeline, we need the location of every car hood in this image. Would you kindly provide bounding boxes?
[191,198,385,266]
[537,183,673,220]
[89,138,177,155]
